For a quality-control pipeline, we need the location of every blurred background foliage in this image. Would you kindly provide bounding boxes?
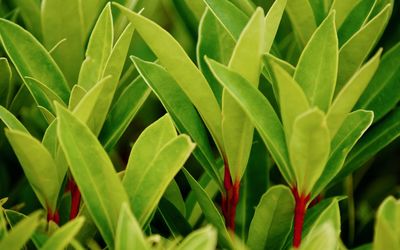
[0,0,399,248]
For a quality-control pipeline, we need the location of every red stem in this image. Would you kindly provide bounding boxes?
[222,163,240,231]
[67,178,81,220]
[46,207,60,225]
[291,187,310,248]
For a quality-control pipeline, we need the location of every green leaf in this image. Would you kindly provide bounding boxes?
[305,198,341,240]
[183,169,233,249]
[0,199,7,240]
[294,12,338,112]
[78,3,113,91]
[262,53,295,84]
[10,0,42,39]
[222,8,264,181]
[300,222,338,250]
[331,0,360,28]
[176,226,217,250]
[68,85,87,110]
[73,76,116,136]
[327,50,381,138]
[41,0,85,85]
[336,4,391,90]
[230,0,255,16]
[355,42,400,122]
[235,132,270,240]
[197,9,235,104]
[158,198,192,237]
[290,108,330,195]
[337,0,376,46]
[285,0,317,47]
[247,185,294,250]
[115,203,149,250]
[123,115,195,225]
[312,110,373,196]
[206,59,293,184]
[271,63,309,141]
[185,170,220,226]
[115,3,223,150]
[0,18,70,110]
[373,196,400,250]
[335,107,400,183]
[0,106,28,133]
[5,130,62,211]
[164,180,186,217]
[308,0,333,25]
[264,0,287,53]
[100,76,150,151]
[283,197,344,249]
[41,217,85,250]
[131,57,222,189]
[203,0,249,40]
[102,23,134,87]
[0,58,12,107]
[0,211,42,250]
[56,104,129,247]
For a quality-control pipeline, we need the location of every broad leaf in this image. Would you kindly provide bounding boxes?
[247,185,294,250]
[183,169,233,249]
[115,3,223,150]
[123,115,195,225]
[235,132,270,240]
[0,18,70,111]
[68,85,87,110]
[131,57,222,189]
[115,203,149,250]
[272,63,309,141]
[100,76,150,151]
[197,9,235,104]
[158,198,192,237]
[176,226,217,250]
[290,109,330,195]
[77,3,113,91]
[305,198,341,240]
[294,12,338,112]
[285,0,317,47]
[41,218,85,250]
[0,106,28,133]
[337,0,375,46]
[300,222,338,250]
[56,104,129,247]
[312,110,373,196]
[222,8,264,181]
[264,0,287,53]
[185,170,220,226]
[41,0,85,85]
[5,130,62,211]
[336,4,391,90]
[308,0,333,25]
[207,59,293,184]
[335,107,400,183]
[0,211,42,250]
[203,0,248,40]
[373,196,400,250]
[0,58,12,107]
[327,50,380,137]
[10,0,42,39]
[355,42,400,122]
[331,0,360,28]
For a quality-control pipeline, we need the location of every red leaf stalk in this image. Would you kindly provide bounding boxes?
[46,207,59,225]
[222,163,240,231]
[67,178,81,220]
[291,187,310,248]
